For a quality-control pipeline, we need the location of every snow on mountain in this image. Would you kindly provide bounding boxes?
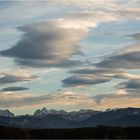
[34,107,68,118]
[0,108,140,128]
[0,109,14,117]
[33,108,101,121]
[65,109,101,121]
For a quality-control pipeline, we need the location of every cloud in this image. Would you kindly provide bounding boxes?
[0,74,32,84]
[1,1,139,69]
[0,69,37,84]
[109,8,140,21]
[94,90,128,105]
[0,21,86,68]
[94,80,140,105]
[117,79,140,90]
[96,44,140,69]
[2,0,140,21]
[0,10,117,68]
[63,67,140,87]
[1,88,139,110]
[51,0,140,15]
[0,91,93,108]
[63,75,111,87]
[117,80,140,97]
[53,0,140,21]
[1,86,29,92]
[0,1,64,23]
[1,0,139,24]
[94,89,140,105]
[95,96,140,110]
[71,67,124,75]
[71,68,140,79]
[128,32,140,41]
[0,88,139,110]
[51,0,116,8]
[63,11,117,30]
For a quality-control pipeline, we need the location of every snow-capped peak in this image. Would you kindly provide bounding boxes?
[33,108,68,117]
[41,107,48,113]
[33,107,102,120]
[0,109,14,117]
[34,108,48,117]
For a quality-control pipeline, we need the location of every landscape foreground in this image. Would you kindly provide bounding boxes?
[0,107,140,139]
[0,125,140,139]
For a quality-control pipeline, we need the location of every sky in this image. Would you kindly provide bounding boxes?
[0,0,140,115]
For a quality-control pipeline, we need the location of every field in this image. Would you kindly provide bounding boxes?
[0,125,140,139]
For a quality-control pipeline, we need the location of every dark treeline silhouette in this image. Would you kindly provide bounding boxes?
[0,125,140,139]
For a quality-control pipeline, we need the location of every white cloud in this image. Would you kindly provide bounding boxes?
[62,11,117,30]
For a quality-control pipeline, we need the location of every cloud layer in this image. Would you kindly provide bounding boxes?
[63,75,110,87]
[1,86,29,92]
[96,44,140,69]
[0,91,93,108]
[63,67,140,87]
[0,11,117,68]
[0,69,37,84]
[94,79,140,105]
[0,21,86,67]
[0,0,140,112]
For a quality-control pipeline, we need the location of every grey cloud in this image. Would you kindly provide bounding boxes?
[128,32,140,41]
[0,10,118,68]
[117,79,140,90]
[94,91,139,105]
[67,67,140,102]
[116,79,140,101]
[0,21,86,68]
[0,94,52,108]
[63,75,110,87]
[94,90,140,105]
[94,93,119,105]
[71,68,125,75]
[65,67,140,87]
[0,73,37,84]
[1,86,29,92]
[96,45,140,69]
[94,79,140,105]
[94,96,102,105]
[0,91,89,108]
[70,68,140,80]
[0,75,29,84]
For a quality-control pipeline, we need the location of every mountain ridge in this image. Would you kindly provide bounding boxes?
[0,107,140,128]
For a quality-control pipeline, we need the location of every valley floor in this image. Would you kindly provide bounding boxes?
[0,125,140,139]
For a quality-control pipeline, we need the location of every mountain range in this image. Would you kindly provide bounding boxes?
[0,107,140,128]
